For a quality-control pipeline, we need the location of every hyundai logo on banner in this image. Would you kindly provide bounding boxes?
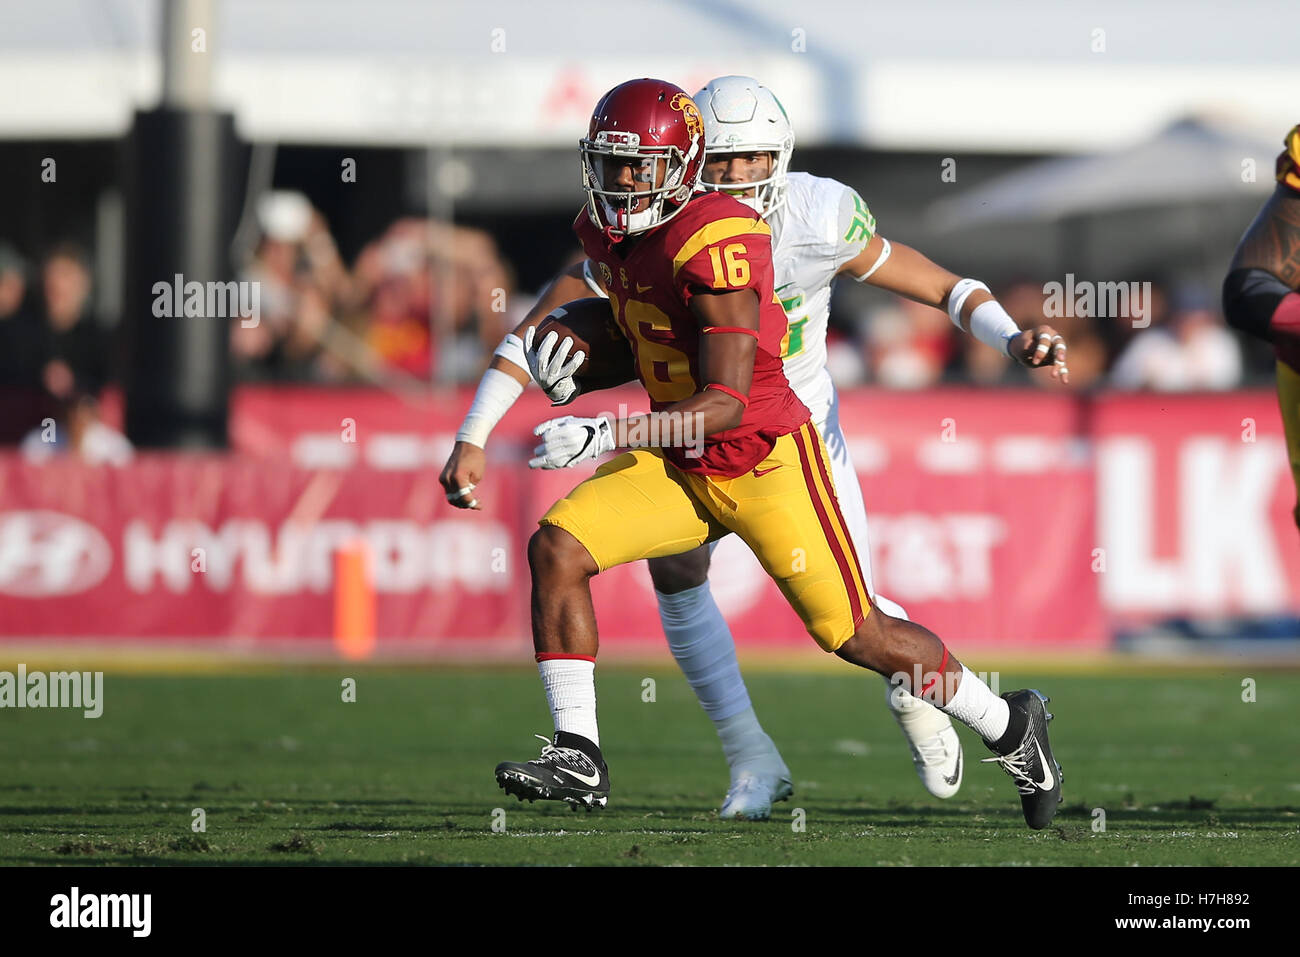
[0,511,113,597]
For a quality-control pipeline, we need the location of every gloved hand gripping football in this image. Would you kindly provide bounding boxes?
[525,325,586,406]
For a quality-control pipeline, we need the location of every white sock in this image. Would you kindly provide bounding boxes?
[657,584,778,771]
[656,583,751,721]
[715,707,783,772]
[537,658,599,746]
[940,665,1010,743]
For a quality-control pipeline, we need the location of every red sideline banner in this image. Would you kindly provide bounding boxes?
[1,386,1297,653]
[0,458,525,654]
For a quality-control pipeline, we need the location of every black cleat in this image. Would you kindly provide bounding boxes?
[495,732,610,810]
[982,689,1063,830]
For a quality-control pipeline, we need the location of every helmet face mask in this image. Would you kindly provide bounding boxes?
[580,80,706,240]
[701,151,777,210]
[581,141,690,238]
[693,75,795,219]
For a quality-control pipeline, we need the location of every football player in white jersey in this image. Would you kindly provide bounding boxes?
[441,75,1069,819]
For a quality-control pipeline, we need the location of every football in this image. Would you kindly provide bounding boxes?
[534,297,637,391]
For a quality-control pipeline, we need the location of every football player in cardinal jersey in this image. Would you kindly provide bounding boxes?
[624,75,1071,816]
[451,78,1068,829]
[1224,124,1300,534]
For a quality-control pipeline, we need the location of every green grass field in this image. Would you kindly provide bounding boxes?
[1,666,1297,866]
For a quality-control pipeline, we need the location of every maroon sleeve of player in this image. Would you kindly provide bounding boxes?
[672,216,774,314]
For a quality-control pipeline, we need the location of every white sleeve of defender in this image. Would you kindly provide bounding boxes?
[832,185,877,272]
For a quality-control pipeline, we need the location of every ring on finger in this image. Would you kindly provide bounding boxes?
[449,485,475,501]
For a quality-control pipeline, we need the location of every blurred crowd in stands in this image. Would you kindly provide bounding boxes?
[229,191,526,385]
[0,240,128,461]
[0,189,1274,461]
[829,274,1250,393]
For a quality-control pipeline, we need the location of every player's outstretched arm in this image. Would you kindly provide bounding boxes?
[439,260,598,509]
[845,235,1070,381]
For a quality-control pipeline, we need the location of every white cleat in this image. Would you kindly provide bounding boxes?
[885,681,963,799]
[718,767,794,821]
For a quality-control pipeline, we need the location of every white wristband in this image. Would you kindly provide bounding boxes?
[493,333,528,375]
[968,299,1022,356]
[946,277,990,329]
[455,367,526,448]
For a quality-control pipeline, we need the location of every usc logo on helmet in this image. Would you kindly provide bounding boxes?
[1277,124,1300,193]
[670,92,703,141]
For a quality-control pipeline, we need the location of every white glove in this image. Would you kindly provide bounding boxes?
[525,325,586,406]
[529,415,615,469]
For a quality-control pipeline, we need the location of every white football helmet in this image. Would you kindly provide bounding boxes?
[693,75,795,218]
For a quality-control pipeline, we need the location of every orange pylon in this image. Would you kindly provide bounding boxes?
[334,539,376,660]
